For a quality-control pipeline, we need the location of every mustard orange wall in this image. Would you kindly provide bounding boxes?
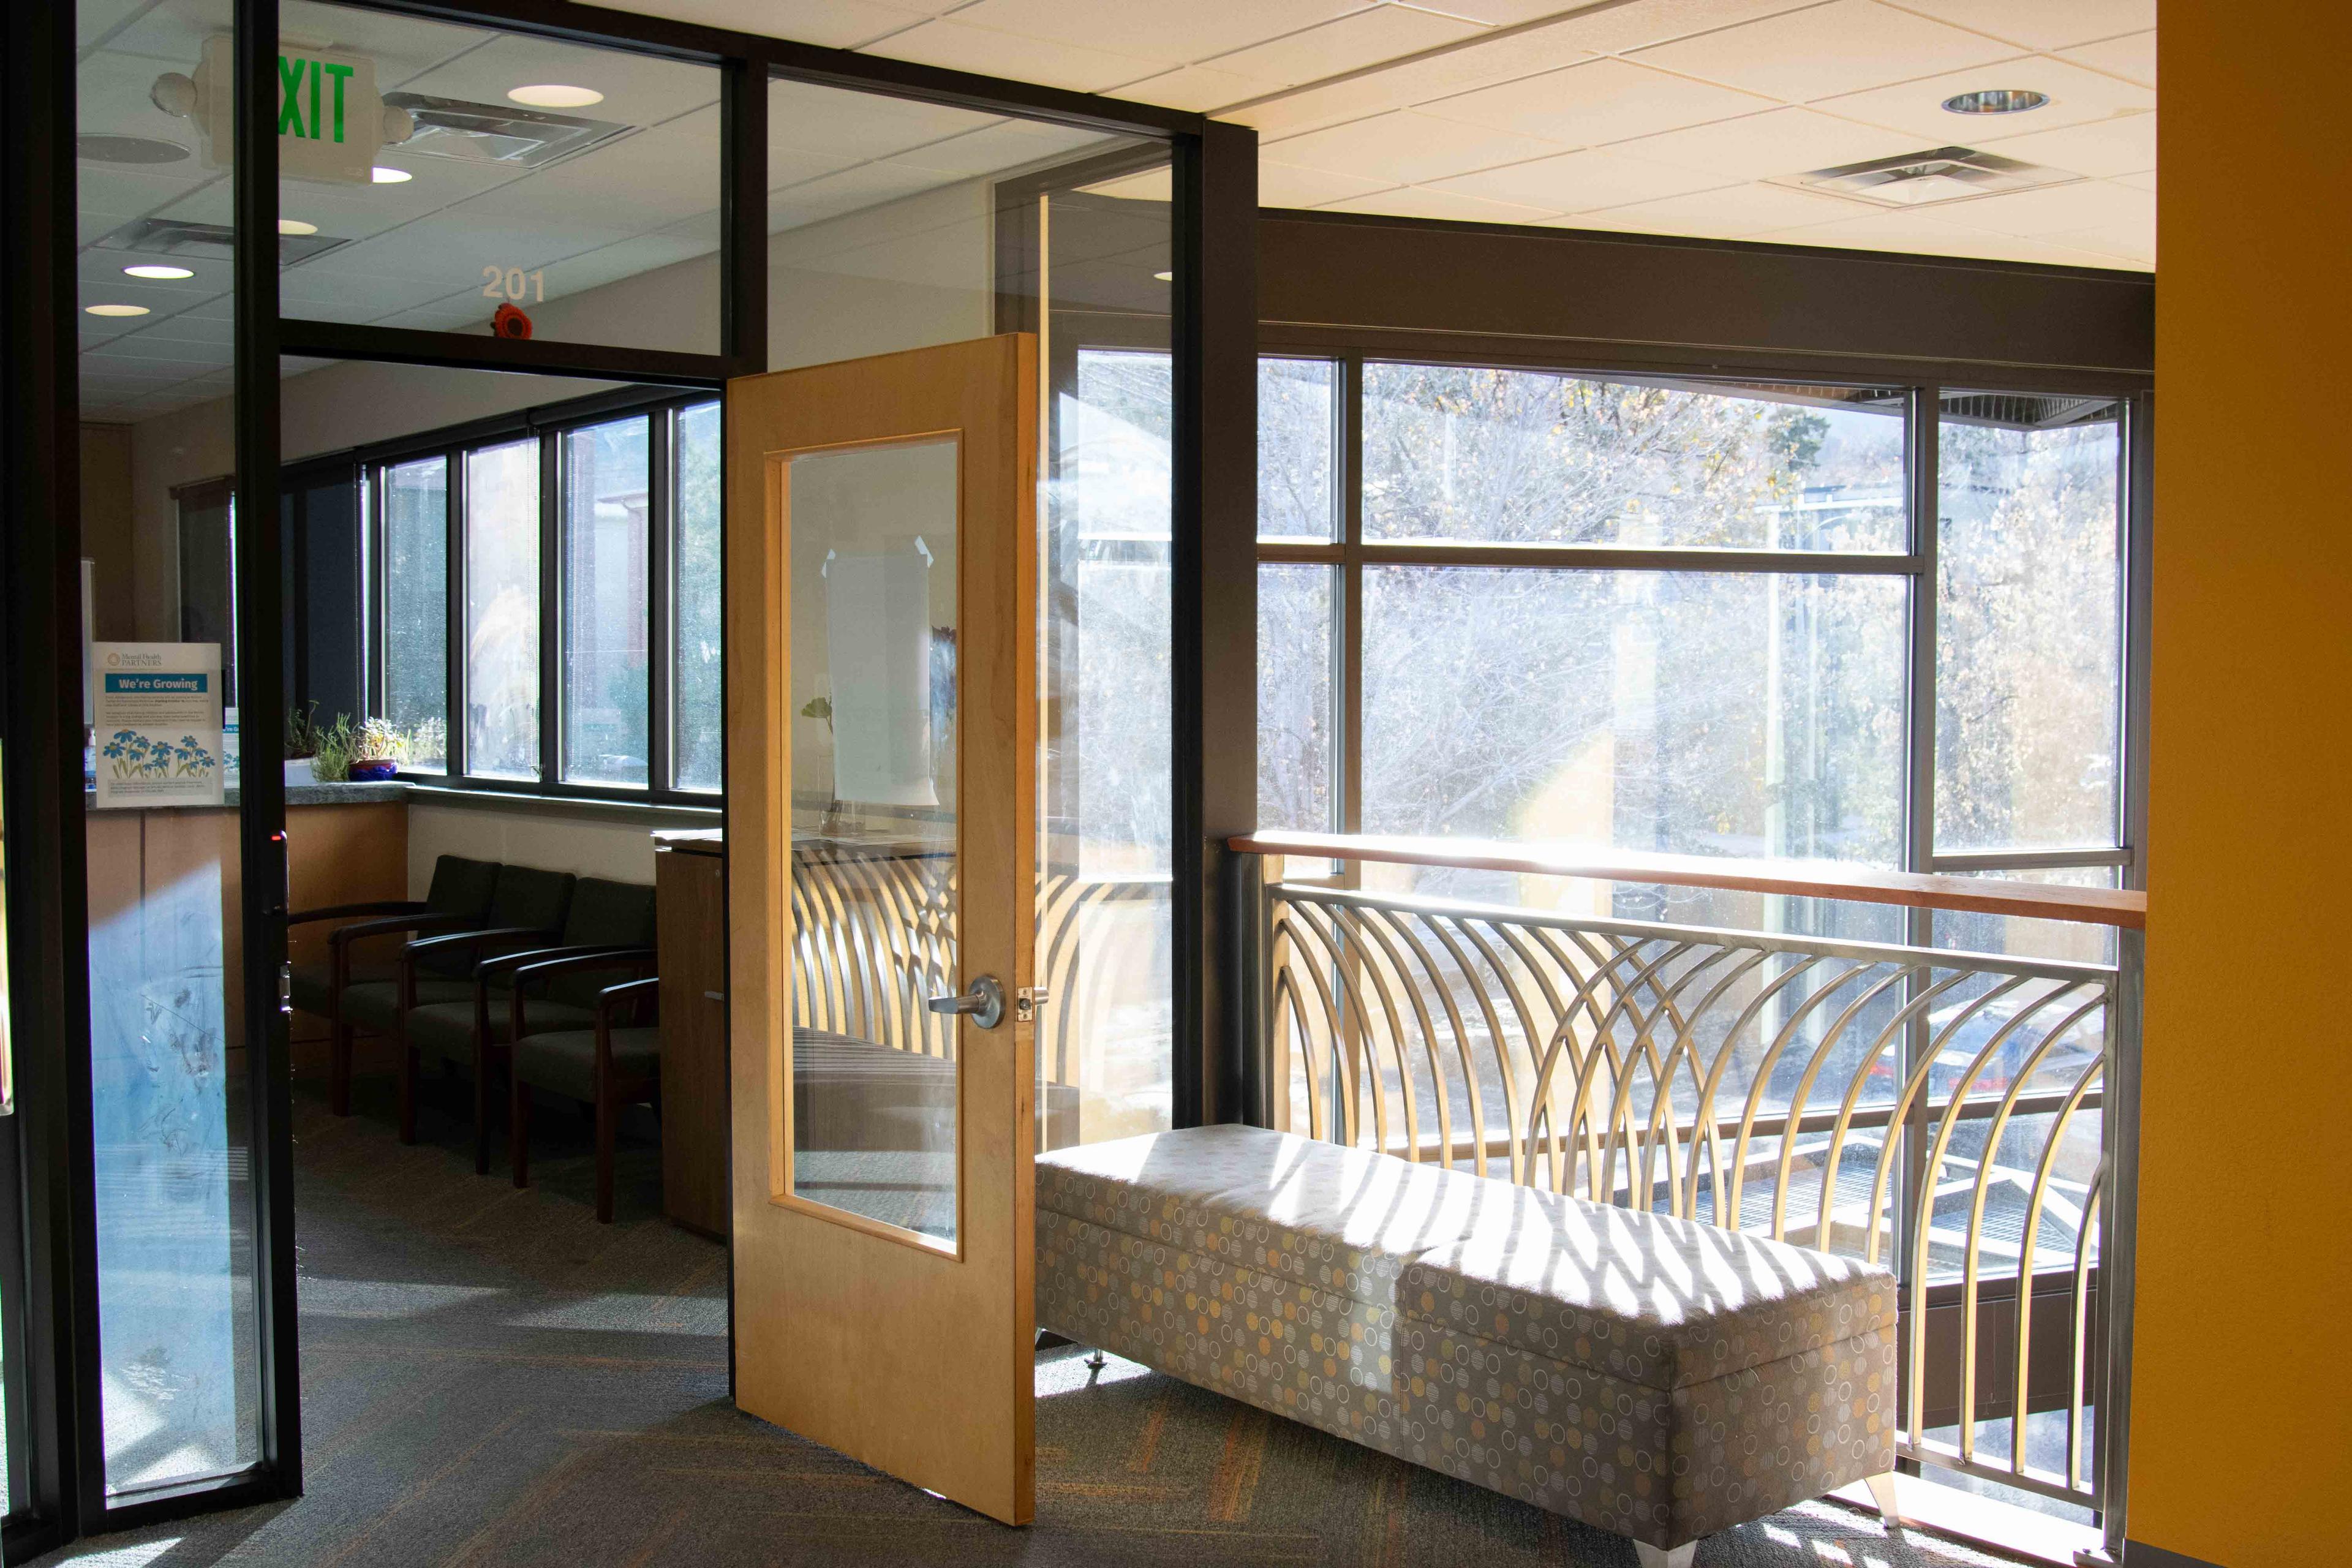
[2136,6,2352,1564]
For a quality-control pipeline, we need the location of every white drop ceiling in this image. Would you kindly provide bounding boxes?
[77,0,2154,422]
[636,0,2154,262]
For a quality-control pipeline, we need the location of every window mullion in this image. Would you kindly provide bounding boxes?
[447,445,467,781]
[540,429,562,788]
[1340,353,1363,842]
[649,408,674,799]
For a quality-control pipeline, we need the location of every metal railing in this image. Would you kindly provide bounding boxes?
[1232,832,2145,1526]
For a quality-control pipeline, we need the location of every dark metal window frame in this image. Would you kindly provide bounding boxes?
[349,383,722,807]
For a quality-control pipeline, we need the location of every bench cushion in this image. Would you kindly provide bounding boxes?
[1400,1182,1896,1390]
[1036,1123,1490,1312]
[1039,1126,1893,1389]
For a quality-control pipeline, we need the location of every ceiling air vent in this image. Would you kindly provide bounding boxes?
[383,92,631,168]
[1782,146,2071,208]
[94,216,348,266]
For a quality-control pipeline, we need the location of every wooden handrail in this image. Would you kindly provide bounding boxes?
[1229,831,2145,931]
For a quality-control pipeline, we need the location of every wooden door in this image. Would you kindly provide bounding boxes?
[725,335,1039,1525]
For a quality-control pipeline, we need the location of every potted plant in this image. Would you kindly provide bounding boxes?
[286,703,323,785]
[347,717,407,782]
[310,714,355,782]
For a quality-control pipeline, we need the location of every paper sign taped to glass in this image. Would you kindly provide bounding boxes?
[93,642,225,809]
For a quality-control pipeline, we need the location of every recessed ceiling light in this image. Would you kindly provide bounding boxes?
[278,217,318,236]
[1153,270,1173,281]
[123,263,195,279]
[1942,88,2050,115]
[371,165,412,184]
[86,304,150,317]
[508,84,603,108]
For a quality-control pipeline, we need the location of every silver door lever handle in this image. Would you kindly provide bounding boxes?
[926,974,1005,1030]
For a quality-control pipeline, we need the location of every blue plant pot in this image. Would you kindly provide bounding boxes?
[349,758,399,782]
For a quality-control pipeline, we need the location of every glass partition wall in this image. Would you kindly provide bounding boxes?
[22,0,1226,1551]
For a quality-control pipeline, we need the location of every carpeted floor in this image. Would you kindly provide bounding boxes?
[36,1074,2021,1568]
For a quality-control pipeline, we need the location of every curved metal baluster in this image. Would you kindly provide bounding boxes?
[1531,932,1660,1200]
[1659,947,1773,1227]
[1628,945,1751,1221]
[1815,967,1971,1256]
[1685,952,1827,1231]
[1425,914,1525,1183]
[1332,903,1421,1161]
[2012,1050,2105,1480]
[1362,905,1470,1169]
[1955,990,2107,1467]
[1728,960,1875,1238]
[2068,1175,2103,1496]
[1455,918,1563,1190]
[1283,901,1376,1150]
[1860,973,2033,1268]
[1906,979,2094,1450]
[1768,965,1911,1244]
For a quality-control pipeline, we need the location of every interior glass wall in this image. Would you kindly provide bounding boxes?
[271,2,723,353]
[763,77,1175,1150]
[74,0,265,1499]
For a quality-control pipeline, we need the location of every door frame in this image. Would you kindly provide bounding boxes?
[4,0,1254,1553]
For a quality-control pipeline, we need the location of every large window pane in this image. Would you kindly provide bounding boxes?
[1363,366,1907,552]
[1258,564,1334,831]
[560,416,649,786]
[1360,568,1906,864]
[672,400,722,793]
[382,456,447,771]
[1936,393,2122,851]
[1259,358,1337,543]
[464,438,540,778]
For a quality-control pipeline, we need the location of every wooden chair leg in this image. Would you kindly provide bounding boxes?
[595,1082,617,1224]
[396,1043,418,1144]
[472,1049,494,1176]
[329,1019,353,1117]
[510,1079,531,1189]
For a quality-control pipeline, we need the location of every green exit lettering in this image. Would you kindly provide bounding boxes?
[277,55,354,143]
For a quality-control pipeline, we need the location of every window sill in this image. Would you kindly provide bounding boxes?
[1828,1472,2102,1568]
[399,781,723,827]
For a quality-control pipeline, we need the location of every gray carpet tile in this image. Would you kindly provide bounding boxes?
[37,1074,2024,1568]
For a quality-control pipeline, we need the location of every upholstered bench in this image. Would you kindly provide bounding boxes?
[1037,1125,1899,1568]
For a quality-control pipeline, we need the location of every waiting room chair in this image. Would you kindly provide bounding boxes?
[287,853,499,1115]
[509,965,662,1223]
[401,875,655,1173]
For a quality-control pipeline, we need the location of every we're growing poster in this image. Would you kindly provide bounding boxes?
[92,642,225,809]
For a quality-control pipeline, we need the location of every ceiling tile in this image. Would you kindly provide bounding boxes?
[1221,23,1601,135]
[1973,112,2155,178]
[1265,110,1566,184]
[398,32,722,127]
[1205,6,1488,88]
[1419,55,1774,147]
[1573,178,1877,236]
[1428,148,1729,211]
[1115,64,1287,113]
[1082,167,1175,202]
[1315,185,1562,224]
[591,0,938,50]
[1886,0,2154,52]
[2058,30,2155,88]
[889,119,1115,178]
[771,79,1000,164]
[2112,168,2154,192]
[2038,221,2153,266]
[1613,107,1920,181]
[1475,0,1823,55]
[1632,0,2017,104]
[1940,177,2152,238]
[1762,220,2131,268]
[1258,160,1398,208]
[859,19,1177,92]
[948,0,1367,65]
[1816,55,2153,140]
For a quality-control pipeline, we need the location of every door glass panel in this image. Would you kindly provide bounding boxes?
[787,438,960,1246]
[75,0,266,1496]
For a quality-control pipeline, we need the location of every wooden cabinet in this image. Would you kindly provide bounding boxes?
[655,834,729,1238]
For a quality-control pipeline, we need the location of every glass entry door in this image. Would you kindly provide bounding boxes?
[725,335,1040,1524]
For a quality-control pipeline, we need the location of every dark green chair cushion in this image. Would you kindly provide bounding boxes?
[485,864,577,937]
[407,996,598,1065]
[342,978,471,1034]
[415,856,503,978]
[514,1027,662,1104]
[290,960,394,1017]
[545,880,658,1006]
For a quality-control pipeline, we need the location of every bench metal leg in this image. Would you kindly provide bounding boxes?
[1633,1544,1695,1568]
[1866,1470,1905,1527]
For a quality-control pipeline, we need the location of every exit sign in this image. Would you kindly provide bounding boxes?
[195,34,388,184]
